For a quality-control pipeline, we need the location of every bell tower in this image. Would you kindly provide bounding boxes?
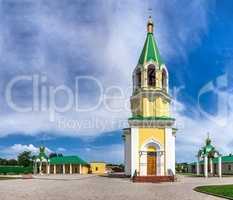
[131,16,170,119]
[123,16,176,178]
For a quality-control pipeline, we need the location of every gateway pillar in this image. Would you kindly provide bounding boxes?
[70,164,72,174]
[47,164,50,174]
[196,157,200,176]
[54,165,56,174]
[204,155,208,178]
[63,164,65,174]
[79,164,82,174]
[218,156,222,178]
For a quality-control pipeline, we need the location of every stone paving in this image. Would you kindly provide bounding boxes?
[0,174,232,200]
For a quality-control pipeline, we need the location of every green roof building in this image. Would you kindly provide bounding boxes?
[34,146,89,175]
[188,135,223,177]
[188,155,233,176]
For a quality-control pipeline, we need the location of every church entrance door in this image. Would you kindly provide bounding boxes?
[147,152,156,175]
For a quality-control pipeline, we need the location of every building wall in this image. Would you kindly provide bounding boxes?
[138,128,167,176]
[165,128,175,175]
[65,164,70,174]
[82,165,89,174]
[139,127,165,175]
[126,127,177,177]
[188,163,233,175]
[222,163,233,174]
[72,164,80,173]
[131,127,139,177]
[124,131,131,176]
[138,128,165,149]
[56,165,63,174]
[131,96,169,117]
[90,162,106,174]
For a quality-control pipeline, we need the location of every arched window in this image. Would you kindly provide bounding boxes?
[147,65,156,87]
[162,69,167,91]
[136,68,141,88]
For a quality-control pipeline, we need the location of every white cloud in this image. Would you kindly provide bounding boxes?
[56,147,66,152]
[175,87,233,163]
[82,144,123,164]
[0,1,214,138]
[2,144,52,158]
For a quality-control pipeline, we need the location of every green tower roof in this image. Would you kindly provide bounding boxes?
[198,135,219,157]
[138,17,163,66]
[38,146,48,161]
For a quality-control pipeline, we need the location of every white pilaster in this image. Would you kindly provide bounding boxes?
[70,164,72,174]
[124,130,131,176]
[160,152,165,176]
[165,128,175,175]
[33,162,37,174]
[204,155,208,178]
[196,157,200,175]
[54,165,56,174]
[47,164,50,175]
[39,162,42,174]
[210,159,213,174]
[131,127,139,177]
[139,153,147,176]
[79,164,82,174]
[63,164,65,174]
[218,156,222,178]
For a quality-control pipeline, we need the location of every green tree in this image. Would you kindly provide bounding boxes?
[17,151,32,167]
[0,158,8,165]
[49,153,57,158]
[7,159,18,165]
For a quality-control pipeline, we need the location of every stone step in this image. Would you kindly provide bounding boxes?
[133,176,175,183]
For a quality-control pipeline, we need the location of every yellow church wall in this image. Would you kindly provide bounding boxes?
[138,128,165,150]
[142,97,156,117]
[131,98,142,116]
[163,100,169,116]
[142,97,148,116]
[140,96,169,117]
[156,70,162,88]
[158,97,164,116]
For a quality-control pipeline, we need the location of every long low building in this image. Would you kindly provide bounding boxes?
[34,146,89,175]
[188,155,233,175]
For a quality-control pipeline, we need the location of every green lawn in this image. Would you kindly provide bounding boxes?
[177,173,204,177]
[195,185,233,199]
[0,177,21,180]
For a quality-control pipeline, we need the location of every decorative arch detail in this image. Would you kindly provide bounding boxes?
[140,138,162,152]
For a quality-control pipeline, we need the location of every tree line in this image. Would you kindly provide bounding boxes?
[0,151,63,167]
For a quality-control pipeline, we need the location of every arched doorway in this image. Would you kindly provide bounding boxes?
[139,139,163,176]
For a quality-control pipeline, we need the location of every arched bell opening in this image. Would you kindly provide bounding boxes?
[136,68,141,88]
[147,64,156,87]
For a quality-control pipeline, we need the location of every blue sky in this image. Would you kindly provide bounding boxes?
[0,0,233,163]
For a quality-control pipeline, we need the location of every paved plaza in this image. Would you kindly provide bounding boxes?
[0,175,232,200]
